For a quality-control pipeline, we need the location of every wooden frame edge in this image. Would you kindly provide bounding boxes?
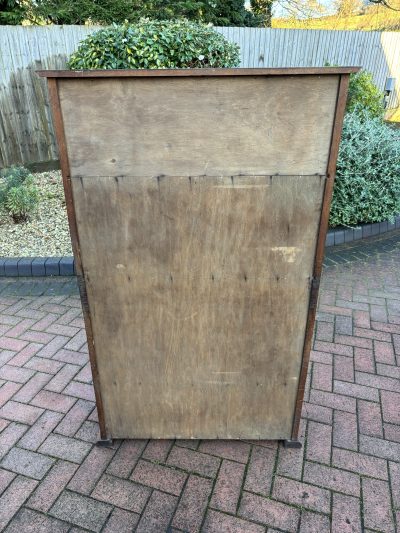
[37,66,360,78]
[290,73,351,441]
[315,74,351,277]
[46,78,109,441]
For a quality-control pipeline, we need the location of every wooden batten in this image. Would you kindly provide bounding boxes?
[41,68,357,441]
[37,66,359,78]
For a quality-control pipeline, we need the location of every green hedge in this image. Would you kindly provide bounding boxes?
[68,19,240,70]
[330,109,400,228]
[346,71,385,119]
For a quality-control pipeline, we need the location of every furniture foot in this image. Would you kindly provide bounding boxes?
[97,438,114,447]
[283,439,302,449]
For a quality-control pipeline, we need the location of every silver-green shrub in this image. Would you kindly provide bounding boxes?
[330,108,400,227]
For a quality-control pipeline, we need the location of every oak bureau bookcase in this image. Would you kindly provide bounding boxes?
[38,67,358,446]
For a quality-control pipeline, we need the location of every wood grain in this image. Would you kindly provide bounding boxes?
[59,75,339,178]
[71,174,325,438]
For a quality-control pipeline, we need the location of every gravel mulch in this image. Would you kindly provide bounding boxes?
[0,170,73,257]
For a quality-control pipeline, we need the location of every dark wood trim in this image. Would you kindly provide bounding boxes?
[47,80,81,271]
[315,74,351,277]
[37,66,359,78]
[46,78,109,441]
[290,73,351,441]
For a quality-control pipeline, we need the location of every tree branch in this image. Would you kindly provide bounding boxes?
[368,0,400,11]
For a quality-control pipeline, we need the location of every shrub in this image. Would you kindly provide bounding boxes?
[0,165,31,197]
[346,70,385,118]
[26,0,260,27]
[0,166,39,223]
[67,19,240,70]
[330,109,400,227]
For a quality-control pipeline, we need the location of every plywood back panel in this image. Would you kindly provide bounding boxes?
[59,75,339,178]
[54,73,344,439]
[71,174,325,438]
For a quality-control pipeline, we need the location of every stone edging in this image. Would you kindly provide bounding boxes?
[325,216,400,247]
[2,216,399,277]
[0,257,75,277]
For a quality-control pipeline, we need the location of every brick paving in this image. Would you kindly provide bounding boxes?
[0,231,399,532]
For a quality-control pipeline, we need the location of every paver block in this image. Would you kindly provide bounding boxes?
[31,258,46,277]
[172,475,213,532]
[334,230,345,245]
[370,222,380,236]
[325,232,335,247]
[45,257,61,276]
[353,226,362,241]
[4,507,69,533]
[50,490,112,532]
[136,490,177,533]
[17,258,33,277]
[362,224,372,237]
[59,257,75,276]
[131,459,187,496]
[345,228,354,243]
[92,474,151,514]
[4,260,19,277]
[1,447,54,480]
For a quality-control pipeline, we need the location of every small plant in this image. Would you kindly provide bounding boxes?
[346,70,385,118]
[325,64,385,118]
[330,108,400,227]
[67,19,240,70]
[0,166,39,223]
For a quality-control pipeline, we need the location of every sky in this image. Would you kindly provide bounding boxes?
[245,0,338,18]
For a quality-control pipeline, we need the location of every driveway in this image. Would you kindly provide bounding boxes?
[0,231,399,532]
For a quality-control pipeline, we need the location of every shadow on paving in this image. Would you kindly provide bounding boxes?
[0,277,78,298]
[324,228,400,267]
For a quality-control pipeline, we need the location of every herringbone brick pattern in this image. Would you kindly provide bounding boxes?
[0,234,399,532]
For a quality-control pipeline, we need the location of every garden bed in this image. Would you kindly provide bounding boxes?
[0,170,72,257]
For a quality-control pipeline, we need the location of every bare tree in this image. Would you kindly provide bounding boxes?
[251,0,326,25]
[252,0,399,25]
[334,0,363,16]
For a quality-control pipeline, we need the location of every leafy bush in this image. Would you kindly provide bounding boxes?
[346,70,385,118]
[25,0,259,27]
[0,0,26,25]
[330,109,400,227]
[67,19,240,70]
[0,166,39,223]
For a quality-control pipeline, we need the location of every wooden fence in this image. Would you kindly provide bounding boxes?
[1,25,399,167]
